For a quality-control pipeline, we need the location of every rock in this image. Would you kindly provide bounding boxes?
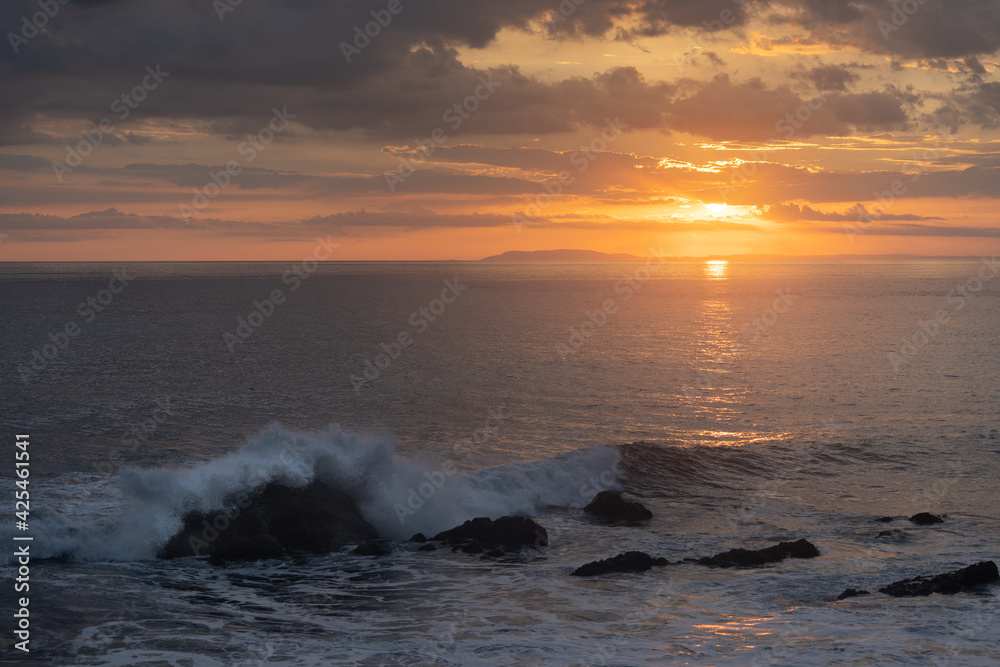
[879,561,999,597]
[352,540,392,557]
[572,551,670,577]
[583,491,653,525]
[159,480,378,563]
[876,529,906,540]
[874,516,895,523]
[418,543,437,551]
[409,533,428,543]
[432,516,548,554]
[837,588,871,600]
[908,512,944,525]
[694,539,820,568]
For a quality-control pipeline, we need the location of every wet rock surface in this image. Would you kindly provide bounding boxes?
[572,551,669,577]
[836,588,871,600]
[160,480,378,564]
[432,516,549,554]
[583,491,653,525]
[692,539,820,568]
[879,561,999,597]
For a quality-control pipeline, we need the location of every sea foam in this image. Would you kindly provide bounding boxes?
[4,423,623,562]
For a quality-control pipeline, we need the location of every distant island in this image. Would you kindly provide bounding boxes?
[481,249,644,262]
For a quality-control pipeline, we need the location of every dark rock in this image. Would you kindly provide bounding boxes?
[418,543,437,551]
[695,539,820,568]
[879,561,999,597]
[352,540,392,557]
[409,533,428,543]
[572,551,669,577]
[459,541,486,554]
[482,548,505,559]
[583,491,653,525]
[908,512,944,525]
[837,588,871,600]
[875,516,895,523]
[876,529,906,540]
[432,516,548,551]
[159,480,378,563]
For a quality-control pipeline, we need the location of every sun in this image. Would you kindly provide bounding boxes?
[705,203,729,216]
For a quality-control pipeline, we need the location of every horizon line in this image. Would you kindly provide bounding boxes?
[0,253,992,263]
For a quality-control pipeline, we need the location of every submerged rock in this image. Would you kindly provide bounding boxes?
[908,512,944,525]
[432,516,548,554]
[874,516,895,523]
[876,529,906,541]
[159,480,378,563]
[694,539,820,568]
[836,588,871,600]
[572,551,669,577]
[879,561,999,597]
[583,491,653,525]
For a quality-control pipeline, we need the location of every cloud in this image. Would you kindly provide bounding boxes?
[835,223,1000,237]
[928,81,1000,132]
[799,65,860,93]
[7,0,993,148]
[0,154,52,171]
[666,76,913,141]
[724,164,1000,205]
[766,202,943,221]
[0,208,187,231]
[775,0,1000,59]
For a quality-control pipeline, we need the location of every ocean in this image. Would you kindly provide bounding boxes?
[1,259,998,666]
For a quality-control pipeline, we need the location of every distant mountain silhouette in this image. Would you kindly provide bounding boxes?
[481,249,643,262]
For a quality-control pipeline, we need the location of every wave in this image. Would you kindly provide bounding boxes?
[3,423,623,562]
[618,435,913,498]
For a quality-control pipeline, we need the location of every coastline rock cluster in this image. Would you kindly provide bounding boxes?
[157,484,998,602]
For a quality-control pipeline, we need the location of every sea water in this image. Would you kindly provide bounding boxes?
[1,259,997,665]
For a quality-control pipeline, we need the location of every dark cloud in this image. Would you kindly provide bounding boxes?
[0,154,50,170]
[122,163,315,190]
[666,76,913,141]
[925,81,1000,132]
[1,0,994,145]
[724,164,1000,205]
[0,207,576,241]
[767,202,943,221]
[825,90,911,129]
[963,56,988,75]
[0,208,187,231]
[775,0,1000,59]
[800,65,860,93]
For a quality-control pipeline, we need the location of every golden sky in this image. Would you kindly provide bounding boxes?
[2,0,1000,260]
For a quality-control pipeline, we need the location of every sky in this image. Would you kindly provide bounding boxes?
[2,0,1000,260]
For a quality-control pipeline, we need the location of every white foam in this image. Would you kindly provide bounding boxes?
[2,423,623,562]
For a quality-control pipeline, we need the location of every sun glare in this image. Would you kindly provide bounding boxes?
[704,260,729,280]
[705,203,730,216]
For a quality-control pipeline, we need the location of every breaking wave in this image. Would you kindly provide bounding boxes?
[4,423,623,562]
